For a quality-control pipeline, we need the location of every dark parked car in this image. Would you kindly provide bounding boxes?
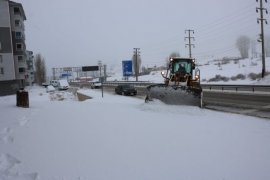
[115,84,137,96]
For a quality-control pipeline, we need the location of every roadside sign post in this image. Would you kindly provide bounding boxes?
[102,82,104,98]
[122,60,133,80]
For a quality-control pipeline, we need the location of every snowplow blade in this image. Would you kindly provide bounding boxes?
[145,84,201,106]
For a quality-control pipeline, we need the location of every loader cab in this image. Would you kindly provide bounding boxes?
[170,58,195,75]
[165,57,198,85]
[161,57,198,85]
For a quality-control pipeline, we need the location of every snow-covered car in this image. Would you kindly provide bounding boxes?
[50,80,59,87]
[42,82,50,87]
[58,79,69,90]
[46,85,56,93]
[90,81,102,89]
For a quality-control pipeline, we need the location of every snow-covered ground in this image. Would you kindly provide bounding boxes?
[199,57,270,84]
[1,56,270,179]
[1,86,270,180]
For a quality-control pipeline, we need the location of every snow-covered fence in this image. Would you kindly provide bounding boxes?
[201,84,270,93]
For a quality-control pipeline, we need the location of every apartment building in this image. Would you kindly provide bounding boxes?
[0,0,28,95]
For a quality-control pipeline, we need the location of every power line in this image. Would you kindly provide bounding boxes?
[197,2,256,32]
[185,29,195,58]
[140,2,265,66]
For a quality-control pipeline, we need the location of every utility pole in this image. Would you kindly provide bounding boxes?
[185,29,195,58]
[103,64,107,82]
[133,48,140,81]
[256,0,268,78]
[98,60,102,82]
[52,68,56,80]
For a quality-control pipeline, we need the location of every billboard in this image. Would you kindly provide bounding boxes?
[122,60,133,76]
[63,67,72,71]
[61,73,72,78]
[82,66,99,71]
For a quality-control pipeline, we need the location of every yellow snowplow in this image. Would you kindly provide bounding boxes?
[145,57,202,106]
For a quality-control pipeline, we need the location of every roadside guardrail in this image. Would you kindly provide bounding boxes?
[102,81,156,87]
[201,84,270,94]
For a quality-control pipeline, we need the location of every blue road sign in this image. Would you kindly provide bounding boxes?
[122,60,133,76]
[61,73,72,78]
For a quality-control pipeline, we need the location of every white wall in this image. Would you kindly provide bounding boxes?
[0,0,11,27]
[0,54,16,80]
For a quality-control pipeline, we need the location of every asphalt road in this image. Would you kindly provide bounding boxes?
[202,90,270,119]
[102,86,147,100]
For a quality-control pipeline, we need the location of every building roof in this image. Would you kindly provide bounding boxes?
[9,1,26,20]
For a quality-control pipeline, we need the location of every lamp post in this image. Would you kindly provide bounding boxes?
[97,60,103,97]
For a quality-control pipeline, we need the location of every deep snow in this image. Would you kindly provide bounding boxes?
[1,86,270,180]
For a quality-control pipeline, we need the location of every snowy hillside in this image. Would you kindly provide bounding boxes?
[199,57,270,84]
[107,57,270,85]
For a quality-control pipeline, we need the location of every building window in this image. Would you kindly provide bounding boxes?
[15,20,21,27]
[0,55,2,63]
[18,55,23,61]
[16,43,23,51]
[0,42,2,50]
[0,68,4,75]
[14,7,21,15]
[19,67,25,73]
[15,32,22,39]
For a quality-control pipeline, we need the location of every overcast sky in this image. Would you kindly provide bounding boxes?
[16,0,270,72]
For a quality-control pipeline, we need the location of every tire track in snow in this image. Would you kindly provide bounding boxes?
[0,153,38,180]
[0,109,39,178]
[0,127,14,143]
[19,116,29,127]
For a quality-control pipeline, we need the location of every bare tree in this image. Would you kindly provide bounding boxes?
[265,35,270,57]
[236,35,251,59]
[34,53,47,85]
[165,52,181,67]
[169,52,180,58]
